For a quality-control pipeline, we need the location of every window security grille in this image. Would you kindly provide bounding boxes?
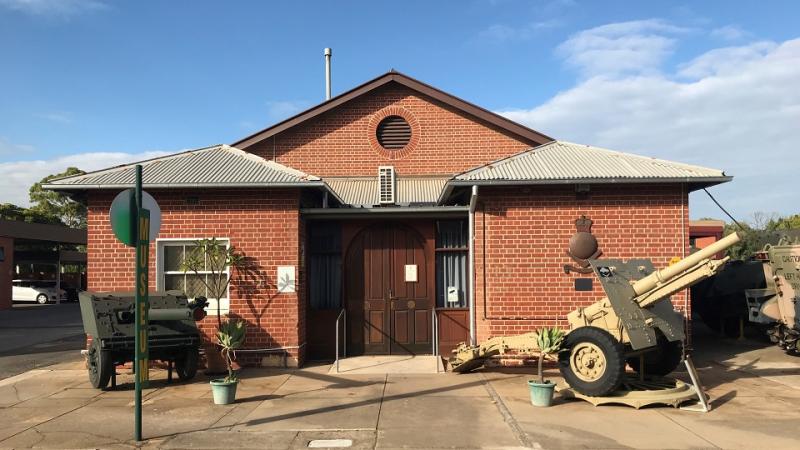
[378,166,396,205]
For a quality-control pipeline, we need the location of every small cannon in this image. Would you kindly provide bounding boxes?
[79,291,208,389]
[451,232,742,397]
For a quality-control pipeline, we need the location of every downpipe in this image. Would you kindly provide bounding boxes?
[468,185,478,345]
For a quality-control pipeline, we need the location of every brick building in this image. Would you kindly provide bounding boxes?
[45,72,731,367]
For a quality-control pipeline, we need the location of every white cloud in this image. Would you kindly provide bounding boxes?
[556,19,689,77]
[35,112,73,124]
[479,20,562,42]
[677,41,776,78]
[0,150,168,206]
[0,137,35,156]
[710,25,750,41]
[499,34,800,219]
[0,0,107,18]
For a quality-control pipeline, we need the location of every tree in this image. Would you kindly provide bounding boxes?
[28,167,87,228]
[723,212,800,259]
[0,202,63,225]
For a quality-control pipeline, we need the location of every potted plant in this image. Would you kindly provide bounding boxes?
[179,238,244,374]
[210,319,246,404]
[527,327,565,407]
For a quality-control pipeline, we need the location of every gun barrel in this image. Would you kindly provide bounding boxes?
[632,232,741,296]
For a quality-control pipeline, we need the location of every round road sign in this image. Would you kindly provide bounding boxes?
[109,189,161,246]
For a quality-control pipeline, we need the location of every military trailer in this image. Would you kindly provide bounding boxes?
[79,291,208,389]
[451,232,741,397]
[745,239,800,354]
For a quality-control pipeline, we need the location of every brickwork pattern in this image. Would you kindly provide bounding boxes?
[474,184,690,343]
[86,188,303,366]
[246,84,532,176]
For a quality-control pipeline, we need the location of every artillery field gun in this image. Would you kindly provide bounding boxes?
[745,239,800,353]
[79,291,207,389]
[451,232,742,397]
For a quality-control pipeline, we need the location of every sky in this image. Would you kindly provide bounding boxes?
[1,0,798,221]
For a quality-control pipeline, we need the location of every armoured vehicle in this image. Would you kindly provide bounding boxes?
[79,291,207,389]
[451,232,741,397]
[745,239,800,353]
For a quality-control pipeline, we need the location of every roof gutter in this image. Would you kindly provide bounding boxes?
[42,181,346,206]
[442,176,733,194]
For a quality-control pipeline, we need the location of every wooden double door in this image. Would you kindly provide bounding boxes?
[345,222,434,355]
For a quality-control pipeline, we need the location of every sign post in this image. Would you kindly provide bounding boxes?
[109,165,161,442]
[133,165,149,442]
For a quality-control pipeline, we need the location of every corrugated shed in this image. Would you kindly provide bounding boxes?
[454,141,728,182]
[326,177,448,207]
[45,145,319,187]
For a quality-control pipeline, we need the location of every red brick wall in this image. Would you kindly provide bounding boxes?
[245,83,533,176]
[474,184,690,342]
[86,188,304,366]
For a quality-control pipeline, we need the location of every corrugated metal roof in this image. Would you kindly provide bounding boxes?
[326,177,448,207]
[454,141,729,182]
[44,144,322,188]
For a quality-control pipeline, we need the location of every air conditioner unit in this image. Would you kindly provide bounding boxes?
[378,166,396,205]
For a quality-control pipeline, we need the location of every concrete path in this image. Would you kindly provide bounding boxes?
[0,330,799,448]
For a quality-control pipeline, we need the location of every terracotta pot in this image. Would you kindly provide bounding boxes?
[203,344,227,375]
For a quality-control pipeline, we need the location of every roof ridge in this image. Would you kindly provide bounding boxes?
[47,144,225,184]
[221,145,320,181]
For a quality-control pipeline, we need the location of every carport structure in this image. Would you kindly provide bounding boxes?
[0,219,87,310]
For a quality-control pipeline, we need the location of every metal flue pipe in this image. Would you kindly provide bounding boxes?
[631,231,741,296]
[324,48,332,100]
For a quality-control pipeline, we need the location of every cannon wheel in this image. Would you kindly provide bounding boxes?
[87,341,113,390]
[627,338,683,376]
[558,326,625,397]
[175,349,199,381]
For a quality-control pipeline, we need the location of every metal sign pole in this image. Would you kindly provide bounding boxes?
[133,165,150,441]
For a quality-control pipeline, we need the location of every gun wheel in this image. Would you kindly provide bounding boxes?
[559,326,625,397]
[87,341,113,390]
[570,342,607,382]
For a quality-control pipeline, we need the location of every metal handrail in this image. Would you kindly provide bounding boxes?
[335,308,346,373]
[432,308,440,373]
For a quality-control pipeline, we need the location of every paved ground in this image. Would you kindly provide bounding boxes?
[0,303,84,379]
[1,321,800,449]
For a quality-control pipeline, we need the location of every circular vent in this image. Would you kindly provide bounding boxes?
[376,115,411,149]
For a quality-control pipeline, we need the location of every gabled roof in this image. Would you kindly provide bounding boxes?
[453,141,730,183]
[43,145,341,200]
[326,177,448,207]
[440,141,732,202]
[232,71,554,149]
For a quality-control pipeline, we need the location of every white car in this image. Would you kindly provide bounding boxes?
[12,280,65,304]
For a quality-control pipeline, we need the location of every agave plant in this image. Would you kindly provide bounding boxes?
[217,320,246,383]
[535,327,565,384]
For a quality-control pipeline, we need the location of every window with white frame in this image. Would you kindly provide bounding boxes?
[157,239,230,315]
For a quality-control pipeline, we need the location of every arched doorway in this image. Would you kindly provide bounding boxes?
[344,223,434,355]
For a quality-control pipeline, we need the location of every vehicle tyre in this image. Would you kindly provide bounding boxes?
[559,326,625,397]
[36,294,49,304]
[87,341,113,389]
[175,349,199,381]
[627,337,683,376]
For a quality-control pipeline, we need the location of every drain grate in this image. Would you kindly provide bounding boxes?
[308,439,352,448]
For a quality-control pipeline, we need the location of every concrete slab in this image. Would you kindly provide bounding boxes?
[160,430,298,449]
[330,355,443,374]
[383,373,488,398]
[271,371,386,399]
[660,394,800,449]
[234,395,383,432]
[376,395,521,449]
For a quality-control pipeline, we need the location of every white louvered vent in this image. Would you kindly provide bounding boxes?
[378,166,396,205]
